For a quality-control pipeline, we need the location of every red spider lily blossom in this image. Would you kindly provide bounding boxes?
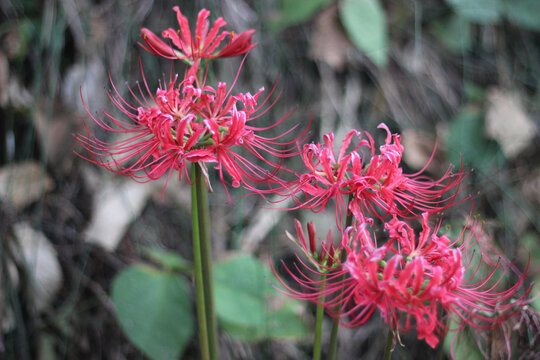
[75,66,305,195]
[140,7,256,64]
[289,124,466,225]
[274,214,530,349]
[283,219,342,270]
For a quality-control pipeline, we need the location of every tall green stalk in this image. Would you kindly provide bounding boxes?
[191,163,210,360]
[312,299,325,360]
[195,164,219,360]
[383,328,394,360]
[327,200,355,360]
[327,317,340,360]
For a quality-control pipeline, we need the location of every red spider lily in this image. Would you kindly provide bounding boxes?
[293,130,367,224]
[75,65,305,195]
[140,7,256,64]
[283,219,342,270]
[274,214,530,349]
[288,124,466,225]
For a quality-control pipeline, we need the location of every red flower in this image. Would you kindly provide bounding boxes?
[348,124,466,220]
[292,130,366,223]
[289,124,466,225]
[272,220,346,304]
[75,67,303,194]
[274,214,530,349]
[285,219,342,269]
[140,7,256,63]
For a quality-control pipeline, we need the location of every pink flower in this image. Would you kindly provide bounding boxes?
[289,124,466,225]
[292,130,366,223]
[274,214,530,349]
[348,124,466,220]
[140,7,256,63]
[286,219,341,269]
[75,67,303,194]
[272,220,346,303]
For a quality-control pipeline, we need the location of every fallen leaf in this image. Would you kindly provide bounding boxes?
[0,161,54,210]
[0,257,18,332]
[34,100,86,174]
[0,50,8,106]
[84,179,152,251]
[6,75,32,110]
[485,89,536,159]
[522,167,540,206]
[309,4,352,71]
[240,195,292,253]
[13,222,62,312]
[401,128,447,175]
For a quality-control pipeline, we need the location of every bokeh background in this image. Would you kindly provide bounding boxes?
[0,0,538,359]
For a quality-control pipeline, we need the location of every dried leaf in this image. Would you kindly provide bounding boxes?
[309,5,352,70]
[0,257,18,331]
[34,100,86,174]
[402,128,447,175]
[0,50,8,106]
[241,196,292,253]
[6,75,32,109]
[84,179,152,251]
[522,168,540,206]
[0,161,54,210]
[13,222,62,312]
[485,89,535,159]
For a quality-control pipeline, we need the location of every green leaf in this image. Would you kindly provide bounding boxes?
[447,107,504,170]
[430,15,472,53]
[504,0,540,31]
[214,255,272,327]
[272,0,332,30]
[445,0,503,24]
[111,265,194,360]
[339,0,388,66]
[219,306,307,341]
[521,232,540,312]
[443,320,483,360]
[214,255,308,340]
[142,247,192,272]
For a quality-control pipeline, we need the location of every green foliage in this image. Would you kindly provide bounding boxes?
[443,320,483,360]
[430,14,472,53]
[213,254,308,341]
[447,107,504,171]
[504,0,540,31]
[111,265,194,360]
[445,0,503,24]
[339,0,388,66]
[272,0,332,30]
[445,0,540,30]
[142,247,192,273]
[521,233,540,313]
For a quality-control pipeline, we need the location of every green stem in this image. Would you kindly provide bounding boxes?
[328,196,355,360]
[383,328,394,360]
[327,317,340,360]
[195,164,219,360]
[191,163,210,360]
[312,300,325,360]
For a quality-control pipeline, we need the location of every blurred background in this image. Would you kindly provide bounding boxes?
[0,0,538,359]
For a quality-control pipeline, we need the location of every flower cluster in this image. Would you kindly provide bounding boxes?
[75,5,530,356]
[140,7,256,68]
[277,214,529,349]
[290,124,465,225]
[76,7,302,195]
[276,122,529,351]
